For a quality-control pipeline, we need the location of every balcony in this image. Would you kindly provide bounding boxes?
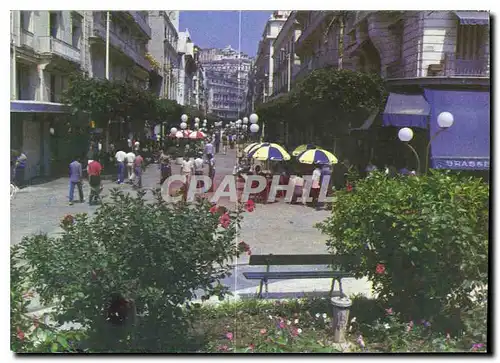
[385,60,405,79]
[128,11,151,38]
[296,11,329,48]
[91,21,151,72]
[442,53,489,77]
[38,37,81,64]
[19,29,35,49]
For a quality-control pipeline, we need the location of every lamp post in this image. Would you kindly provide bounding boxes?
[425,112,454,171]
[398,127,421,174]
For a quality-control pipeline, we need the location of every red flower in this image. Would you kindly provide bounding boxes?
[375,263,386,275]
[248,344,255,351]
[238,241,251,252]
[385,307,393,315]
[16,327,25,341]
[209,205,218,214]
[225,332,234,341]
[346,184,353,192]
[291,327,299,337]
[245,199,255,212]
[219,213,231,228]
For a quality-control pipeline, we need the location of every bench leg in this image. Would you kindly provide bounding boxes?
[258,279,264,298]
[329,278,336,296]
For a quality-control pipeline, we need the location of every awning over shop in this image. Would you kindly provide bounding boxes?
[10,101,71,113]
[424,89,490,170]
[453,11,489,26]
[382,93,430,129]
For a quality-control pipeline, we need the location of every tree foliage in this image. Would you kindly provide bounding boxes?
[316,171,489,332]
[14,190,248,352]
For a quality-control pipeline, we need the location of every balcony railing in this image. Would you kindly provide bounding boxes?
[38,36,81,64]
[128,11,151,38]
[442,52,489,77]
[385,60,405,79]
[19,29,35,49]
[296,11,329,47]
[92,21,151,72]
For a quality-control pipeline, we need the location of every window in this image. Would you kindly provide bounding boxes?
[71,14,82,49]
[49,11,59,38]
[457,24,486,60]
[20,11,32,32]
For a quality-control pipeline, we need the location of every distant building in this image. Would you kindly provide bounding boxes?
[201,45,252,121]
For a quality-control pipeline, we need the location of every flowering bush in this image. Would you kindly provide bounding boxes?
[317,171,489,332]
[14,189,250,352]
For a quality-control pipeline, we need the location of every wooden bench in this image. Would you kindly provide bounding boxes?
[242,254,354,298]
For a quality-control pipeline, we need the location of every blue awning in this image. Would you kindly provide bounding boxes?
[424,89,490,170]
[11,101,71,113]
[453,11,489,26]
[382,93,430,129]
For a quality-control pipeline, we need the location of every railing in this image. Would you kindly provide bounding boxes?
[40,37,81,63]
[296,11,329,46]
[385,60,405,79]
[19,29,35,49]
[128,11,151,38]
[92,21,151,72]
[442,52,489,77]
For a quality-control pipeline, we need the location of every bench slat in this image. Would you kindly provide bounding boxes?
[243,271,354,280]
[248,254,343,266]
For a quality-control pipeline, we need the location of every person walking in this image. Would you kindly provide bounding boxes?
[69,156,84,206]
[159,150,171,185]
[126,150,136,183]
[204,140,214,162]
[194,152,204,189]
[12,151,27,189]
[221,133,228,155]
[214,131,220,154]
[311,164,322,210]
[87,158,103,205]
[133,153,144,189]
[181,155,194,197]
[115,148,127,184]
[207,153,216,193]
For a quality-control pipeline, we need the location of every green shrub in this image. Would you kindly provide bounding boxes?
[316,171,489,331]
[15,190,246,352]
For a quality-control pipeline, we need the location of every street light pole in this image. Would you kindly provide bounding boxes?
[105,11,110,80]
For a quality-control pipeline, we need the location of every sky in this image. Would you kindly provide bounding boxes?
[179,11,272,57]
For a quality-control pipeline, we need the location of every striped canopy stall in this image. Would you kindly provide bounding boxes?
[244,142,262,155]
[297,149,338,165]
[292,144,320,156]
[248,143,291,161]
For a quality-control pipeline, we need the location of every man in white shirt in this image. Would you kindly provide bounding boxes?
[181,156,194,186]
[204,141,214,162]
[115,149,127,184]
[126,151,136,183]
[311,165,322,209]
[194,154,204,176]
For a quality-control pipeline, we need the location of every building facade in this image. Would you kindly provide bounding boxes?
[265,10,490,172]
[10,10,165,181]
[202,46,252,121]
[148,10,179,100]
[176,29,197,107]
[253,11,290,106]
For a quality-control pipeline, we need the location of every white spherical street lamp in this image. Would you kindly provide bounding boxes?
[195,117,200,123]
[181,114,188,122]
[398,127,414,142]
[249,113,259,124]
[243,117,249,124]
[242,124,248,131]
[250,123,260,133]
[203,119,207,125]
[437,112,454,128]
[194,123,199,129]
[180,122,187,130]
[170,127,177,134]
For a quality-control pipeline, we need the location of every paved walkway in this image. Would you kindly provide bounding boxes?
[11,149,373,314]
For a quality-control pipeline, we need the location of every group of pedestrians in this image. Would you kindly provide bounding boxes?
[114,146,144,188]
[68,156,103,206]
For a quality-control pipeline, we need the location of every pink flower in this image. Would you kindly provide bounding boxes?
[472,343,485,351]
[385,307,393,315]
[219,213,231,228]
[406,321,414,332]
[291,327,299,337]
[375,263,386,275]
[16,327,25,341]
[278,320,285,329]
[260,328,267,335]
[209,205,218,214]
[346,184,353,192]
[217,344,229,352]
[245,199,255,212]
[225,332,234,341]
[248,344,255,351]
